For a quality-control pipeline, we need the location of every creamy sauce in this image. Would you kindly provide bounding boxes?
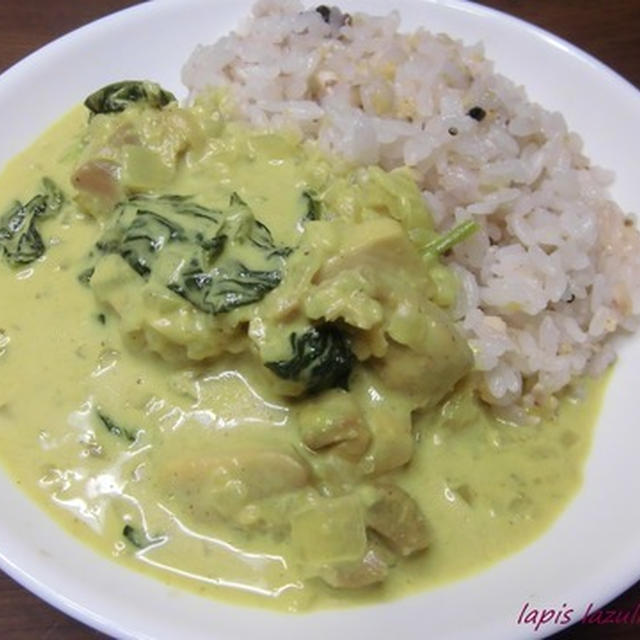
[0,101,607,612]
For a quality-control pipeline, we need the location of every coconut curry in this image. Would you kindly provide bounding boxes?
[0,83,605,611]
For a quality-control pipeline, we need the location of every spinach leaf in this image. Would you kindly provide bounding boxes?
[130,194,222,225]
[91,192,288,315]
[78,266,95,286]
[225,193,292,259]
[118,209,187,278]
[41,177,66,214]
[302,190,322,221]
[226,193,277,249]
[97,409,138,443]
[84,80,176,116]
[0,178,66,266]
[94,195,225,280]
[0,201,45,265]
[169,259,282,315]
[165,193,286,312]
[265,324,355,394]
[122,524,162,550]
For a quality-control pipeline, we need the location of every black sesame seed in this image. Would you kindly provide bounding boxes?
[448,127,458,136]
[467,106,486,122]
[315,5,331,22]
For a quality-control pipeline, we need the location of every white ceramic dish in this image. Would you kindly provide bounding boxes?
[1,2,639,639]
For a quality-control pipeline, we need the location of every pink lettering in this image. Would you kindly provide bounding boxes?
[560,608,574,625]
[589,609,604,624]
[517,602,529,624]
[581,603,595,623]
[535,610,556,632]
[613,610,630,625]
[517,602,575,630]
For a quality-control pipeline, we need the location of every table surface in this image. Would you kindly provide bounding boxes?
[0,0,639,638]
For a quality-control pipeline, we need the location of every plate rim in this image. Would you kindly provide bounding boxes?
[0,2,639,639]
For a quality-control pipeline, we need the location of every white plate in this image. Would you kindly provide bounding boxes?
[1,2,639,639]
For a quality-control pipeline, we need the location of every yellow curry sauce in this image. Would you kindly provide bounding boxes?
[0,88,607,611]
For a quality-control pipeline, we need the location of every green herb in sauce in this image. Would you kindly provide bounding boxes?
[0,177,65,266]
[84,80,176,116]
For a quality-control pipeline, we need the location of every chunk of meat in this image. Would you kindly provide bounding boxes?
[373,300,473,410]
[297,389,371,461]
[72,159,123,215]
[360,400,414,476]
[318,542,390,589]
[318,218,427,286]
[365,484,429,556]
[163,449,310,521]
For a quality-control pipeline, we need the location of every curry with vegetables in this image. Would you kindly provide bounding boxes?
[0,82,606,610]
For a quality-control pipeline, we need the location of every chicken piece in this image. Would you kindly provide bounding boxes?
[72,159,123,216]
[297,389,371,461]
[318,542,391,589]
[365,484,429,556]
[163,449,310,521]
[373,299,473,410]
[360,399,414,476]
[317,218,428,287]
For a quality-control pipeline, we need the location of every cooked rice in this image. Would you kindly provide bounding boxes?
[181,0,640,410]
